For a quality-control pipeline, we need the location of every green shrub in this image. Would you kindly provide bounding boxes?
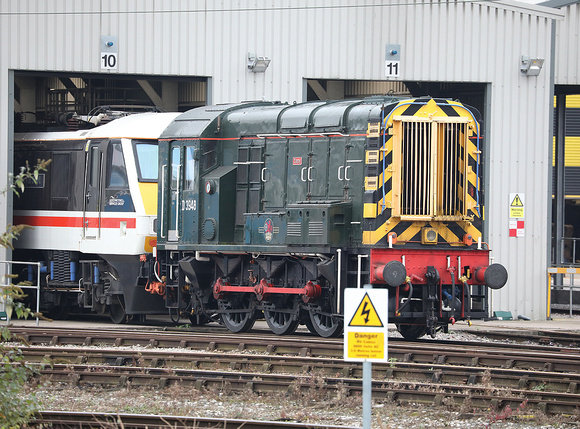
[0,328,42,428]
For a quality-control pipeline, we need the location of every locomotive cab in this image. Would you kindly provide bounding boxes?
[12,112,180,322]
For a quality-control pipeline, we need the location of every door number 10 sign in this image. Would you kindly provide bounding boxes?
[101,36,118,71]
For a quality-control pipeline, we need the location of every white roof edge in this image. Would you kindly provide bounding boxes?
[479,0,566,19]
[539,0,580,9]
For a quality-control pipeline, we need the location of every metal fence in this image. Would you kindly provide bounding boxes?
[547,266,580,319]
[559,236,580,266]
[0,260,40,326]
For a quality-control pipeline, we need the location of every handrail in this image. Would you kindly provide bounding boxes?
[160,164,167,238]
[176,165,181,239]
[547,266,580,320]
[558,236,580,266]
[0,260,41,326]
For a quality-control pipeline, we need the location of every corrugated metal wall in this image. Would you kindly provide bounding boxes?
[0,0,568,319]
[554,2,580,84]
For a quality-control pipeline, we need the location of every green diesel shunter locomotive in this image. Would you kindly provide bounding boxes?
[146,97,507,338]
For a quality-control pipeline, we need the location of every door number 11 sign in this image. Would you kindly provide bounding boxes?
[385,44,401,80]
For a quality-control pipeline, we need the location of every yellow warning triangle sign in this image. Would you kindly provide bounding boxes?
[348,292,384,327]
[511,194,523,207]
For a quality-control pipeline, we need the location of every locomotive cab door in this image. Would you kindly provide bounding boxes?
[83,140,105,239]
[160,141,199,243]
[168,145,181,241]
[181,145,199,244]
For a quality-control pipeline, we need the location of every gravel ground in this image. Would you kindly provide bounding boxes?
[18,328,580,428]
[30,383,579,428]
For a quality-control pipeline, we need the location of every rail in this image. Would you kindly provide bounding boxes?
[0,260,40,326]
[547,266,580,319]
[35,410,351,429]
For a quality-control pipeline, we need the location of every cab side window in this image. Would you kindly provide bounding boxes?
[107,142,128,188]
[185,146,196,190]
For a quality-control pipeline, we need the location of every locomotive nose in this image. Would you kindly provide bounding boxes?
[475,263,508,290]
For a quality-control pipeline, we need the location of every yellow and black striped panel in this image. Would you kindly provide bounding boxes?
[552,95,580,198]
[362,98,483,246]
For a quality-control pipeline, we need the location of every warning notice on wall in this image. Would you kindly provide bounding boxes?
[509,193,525,219]
[509,220,525,238]
[509,193,525,238]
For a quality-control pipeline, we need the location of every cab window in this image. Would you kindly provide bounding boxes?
[185,146,196,191]
[107,142,128,188]
[134,141,158,182]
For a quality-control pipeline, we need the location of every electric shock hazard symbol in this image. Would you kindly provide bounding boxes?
[348,293,384,327]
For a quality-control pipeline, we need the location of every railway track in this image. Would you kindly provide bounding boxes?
[19,345,580,394]
[463,327,580,348]
[32,410,353,428]
[8,325,580,372]
[5,324,580,416]
[32,360,580,415]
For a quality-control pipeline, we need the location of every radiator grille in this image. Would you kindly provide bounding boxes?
[438,122,466,217]
[401,121,432,216]
[287,222,302,237]
[398,119,468,220]
[309,222,324,236]
[51,250,71,283]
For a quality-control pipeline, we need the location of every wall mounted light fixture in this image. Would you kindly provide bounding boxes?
[521,55,544,77]
[248,53,271,72]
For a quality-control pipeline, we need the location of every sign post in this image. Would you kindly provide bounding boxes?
[344,286,389,429]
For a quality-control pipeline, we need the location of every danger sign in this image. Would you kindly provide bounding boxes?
[348,293,384,327]
[344,288,388,363]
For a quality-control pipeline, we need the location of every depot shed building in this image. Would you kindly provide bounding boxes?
[0,0,577,320]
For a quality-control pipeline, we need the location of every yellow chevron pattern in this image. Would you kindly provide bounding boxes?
[363,99,482,246]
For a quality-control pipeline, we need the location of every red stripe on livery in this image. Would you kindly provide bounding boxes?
[13,215,137,229]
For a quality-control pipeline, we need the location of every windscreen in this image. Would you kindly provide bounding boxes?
[134,140,158,182]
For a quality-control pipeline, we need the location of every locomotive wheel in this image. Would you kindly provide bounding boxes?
[396,324,427,340]
[264,309,299,335]
[109,296,128,324]
[218,295,255,333]
[307,309,342,338]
